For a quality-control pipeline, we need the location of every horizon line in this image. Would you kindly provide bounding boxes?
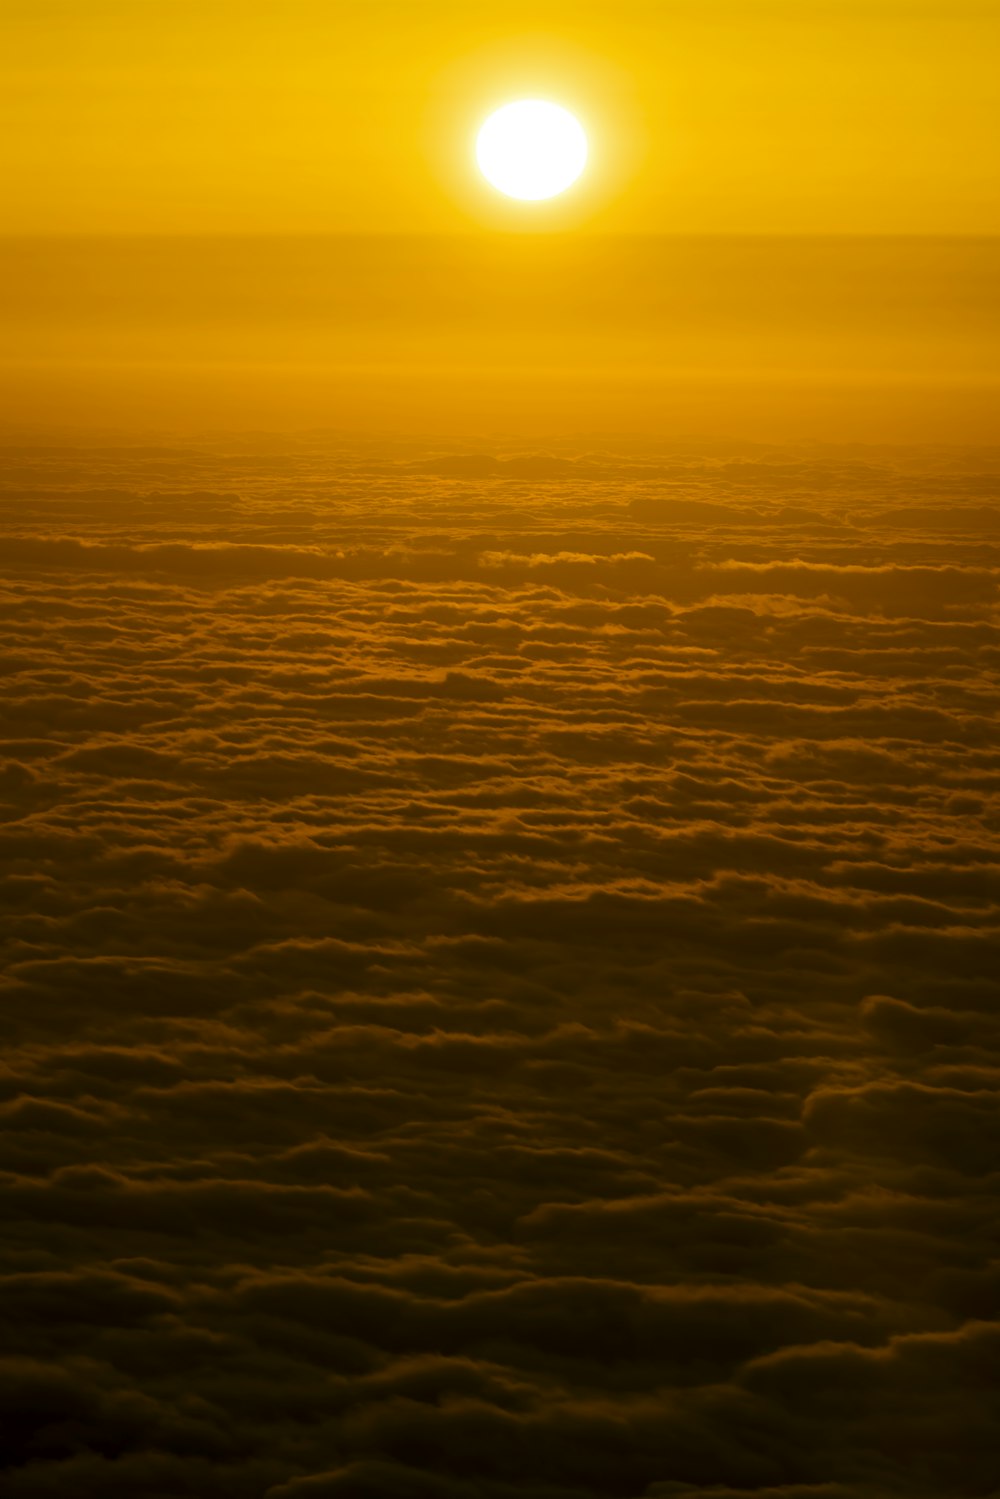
[3,229,999,242]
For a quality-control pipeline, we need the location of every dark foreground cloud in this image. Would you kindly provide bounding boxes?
[0,435,998,1498]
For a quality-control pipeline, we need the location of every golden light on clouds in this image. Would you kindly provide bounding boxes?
[2,3,1000,1497]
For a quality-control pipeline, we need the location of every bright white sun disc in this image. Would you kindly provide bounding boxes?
[476,100,587,201]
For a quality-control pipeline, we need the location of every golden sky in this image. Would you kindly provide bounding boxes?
[3,0,998,235]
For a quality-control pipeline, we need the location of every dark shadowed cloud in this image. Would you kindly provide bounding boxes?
[1,435,998,1498]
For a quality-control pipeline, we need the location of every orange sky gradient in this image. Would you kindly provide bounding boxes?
[3,0,998,236]
[1,1,998,440]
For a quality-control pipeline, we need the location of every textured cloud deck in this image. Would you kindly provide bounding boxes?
[1,436,998,1498]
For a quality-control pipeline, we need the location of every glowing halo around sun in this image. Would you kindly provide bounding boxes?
[476,100,588,202]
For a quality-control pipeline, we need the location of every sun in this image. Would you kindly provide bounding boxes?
[476,100,588,202]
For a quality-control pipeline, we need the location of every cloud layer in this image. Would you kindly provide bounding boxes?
[1,435,998,1498]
